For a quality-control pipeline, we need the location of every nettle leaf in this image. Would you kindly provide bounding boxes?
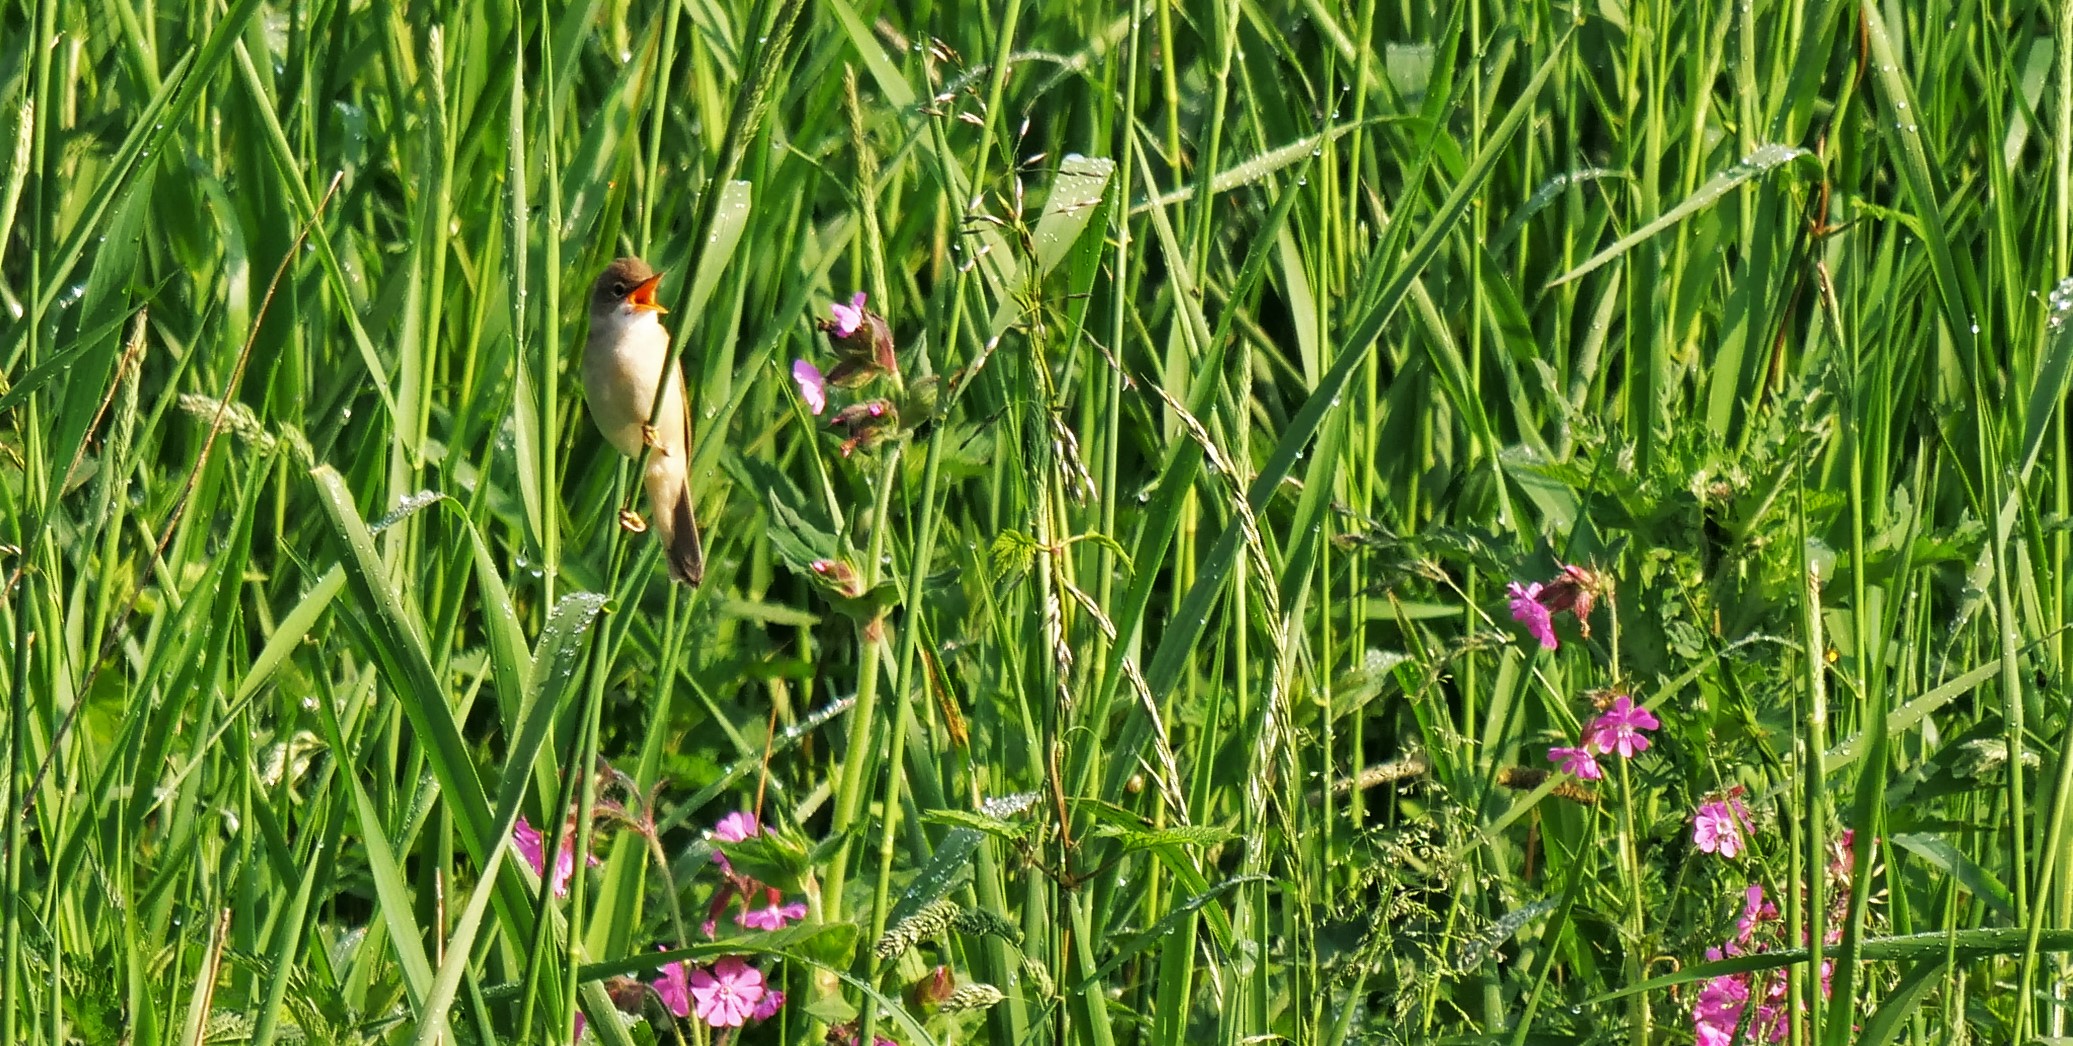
[772,922,861,968]
[735,456,841,573]
[988,530,1041,582]
[1088,823,1236,852]
[722,831,814,893]
[920,808,1033,841]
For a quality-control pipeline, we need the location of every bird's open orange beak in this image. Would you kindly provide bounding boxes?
[626,273,667,314]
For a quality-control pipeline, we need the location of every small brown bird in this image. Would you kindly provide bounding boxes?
[583,257,704,585]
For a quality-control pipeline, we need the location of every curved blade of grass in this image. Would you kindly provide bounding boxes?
[1491,166,1627,255]
[1589,928,2073,1005]
[1033,155,1114,275]
[1891,832,2018,922]
[1133,119,1387,212]
[1858,958,1954,1046]
[1545,144,1811,289]
[883,827,982,928]
[417,587,610,1046]
[987,156,1113,338]
[310,466,541,940]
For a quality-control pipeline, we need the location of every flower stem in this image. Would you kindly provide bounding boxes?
[824,445,904,921]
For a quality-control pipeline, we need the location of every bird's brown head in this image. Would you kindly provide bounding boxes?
[590,256,666,316]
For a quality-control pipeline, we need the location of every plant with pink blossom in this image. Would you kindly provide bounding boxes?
[1693,791,1753,858]
[700,809,813,936]
[1584,694,1660,758]
[512,815,602,898]
[1506,563,1613,650]
[1689,830,1862,1044]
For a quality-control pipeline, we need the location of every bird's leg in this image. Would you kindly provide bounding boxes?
[618,509,648,533]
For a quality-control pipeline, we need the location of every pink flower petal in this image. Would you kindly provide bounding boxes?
[1693,796,1753,860]
[736,898,809,931]
[652,953,692,1018]
[513,818,547,878]
[690,957,766,1028]
[1585,695,1659,759]
[792,359,827,415]
[829,291,868,337]
[1547,745,1603,780]
[713,811,760,843]
[1507,581,1558,650]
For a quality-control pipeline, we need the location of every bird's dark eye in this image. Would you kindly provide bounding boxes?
[611,281,627,295]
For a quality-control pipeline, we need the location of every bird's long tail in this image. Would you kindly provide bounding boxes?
[644,462,705,586]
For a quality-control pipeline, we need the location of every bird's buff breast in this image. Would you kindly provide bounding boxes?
[582,314,684,460]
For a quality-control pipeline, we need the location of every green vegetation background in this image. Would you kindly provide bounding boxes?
[3,0,2071,1042]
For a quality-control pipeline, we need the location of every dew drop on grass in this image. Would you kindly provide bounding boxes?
[2048,277,2073,330]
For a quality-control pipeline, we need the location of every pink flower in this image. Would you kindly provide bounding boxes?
[829,292,868,338]
[689,957,766,1028]
[1691,878,1829,1044]
[751,989,785,1021]
[713,811,761,843]
[1691,962,1749,1046]
[793,359,828,415]
[738,897,808,931]
[1547,746,1603,780]
[1829,828,1856,878]
[513,816,597,897]
[710,810,761,874]
[514,817,547,876]
[652,954,692,1018]
[1694,798,1750,858]
[1735,883,1778,941]
[1584,695,1659,758]
[1507,581,1558,649]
